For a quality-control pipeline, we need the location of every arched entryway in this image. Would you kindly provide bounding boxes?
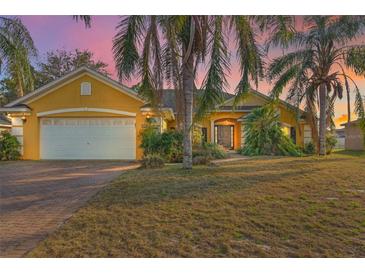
[213,118,239,150]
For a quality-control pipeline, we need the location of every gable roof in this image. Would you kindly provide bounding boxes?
[218,89,306,115]
[5,66,144,107]
[341,119,363,127]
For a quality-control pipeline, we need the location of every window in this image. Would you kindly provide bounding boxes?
[80,82,92,96]
[290,127,297,144]
[201,128,208,143]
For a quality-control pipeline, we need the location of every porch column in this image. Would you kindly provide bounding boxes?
[210,119,215,143]
[240,122,245,147]
[10,116,24,155]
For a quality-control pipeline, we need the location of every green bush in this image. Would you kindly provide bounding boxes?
[193,142,227,160]
[141,154,165,169]
[303,141,316,155]
[192,155,209,165]
[326,133,337,155]
[240,105,302,156]
[0,131,21,160]
[140,124,183,162]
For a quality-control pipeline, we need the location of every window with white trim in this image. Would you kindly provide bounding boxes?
[80,82,92,96]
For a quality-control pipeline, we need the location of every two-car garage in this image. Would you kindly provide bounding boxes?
[40,117,136,160]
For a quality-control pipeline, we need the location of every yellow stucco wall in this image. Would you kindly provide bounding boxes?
[17,76,307,160]
[166,93,307,149]
[22,74,145,160]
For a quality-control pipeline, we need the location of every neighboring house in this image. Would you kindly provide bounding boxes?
[0,66,312,160]
[0,115,11,132]
[341,119,365,151]
[334,128,346,149]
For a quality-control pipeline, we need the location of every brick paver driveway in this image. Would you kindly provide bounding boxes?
[0,160,139,257]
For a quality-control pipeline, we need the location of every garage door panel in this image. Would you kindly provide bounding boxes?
[40,118,136,160]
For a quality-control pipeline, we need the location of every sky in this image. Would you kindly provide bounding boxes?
[18,15,365,128]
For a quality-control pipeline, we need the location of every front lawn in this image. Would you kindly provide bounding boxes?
[29,151,365,257]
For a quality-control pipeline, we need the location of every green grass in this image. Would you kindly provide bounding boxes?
[29,151,365,257]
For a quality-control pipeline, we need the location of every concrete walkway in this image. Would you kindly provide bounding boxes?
[0,160,139,257]
[211,152,249,164]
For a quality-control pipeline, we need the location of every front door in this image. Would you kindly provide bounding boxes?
[215,125,234,149]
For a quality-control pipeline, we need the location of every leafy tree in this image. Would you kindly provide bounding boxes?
[268,16,365,155]
[113,16,268,169]
[35,49,110,87]
[240,105,301,156]
[0,17,37,97]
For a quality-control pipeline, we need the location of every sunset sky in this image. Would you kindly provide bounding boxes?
[18,16,365,128]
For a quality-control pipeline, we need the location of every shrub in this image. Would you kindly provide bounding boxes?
[0,131,21,160]
[140,124,183,162]
[240,105,302,156]
[141,154,165,169]
[192,155,209,165]
[203,143,227,159]
[160,130,183,162]
[326,133,337,155]
[193,142,227,160]
[303,141,316,155]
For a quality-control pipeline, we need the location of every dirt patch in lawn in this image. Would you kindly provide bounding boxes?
[28,152,365,257]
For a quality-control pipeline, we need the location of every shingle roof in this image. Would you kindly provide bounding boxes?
[142,89,234,112]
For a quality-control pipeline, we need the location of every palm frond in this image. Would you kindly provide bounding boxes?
[196,16,230,120]
[113,16,145,81]
[72,16,92,28]
[231,16,264,105]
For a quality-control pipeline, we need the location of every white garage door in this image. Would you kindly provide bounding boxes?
[40,118,136,160]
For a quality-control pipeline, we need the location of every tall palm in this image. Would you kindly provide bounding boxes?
[268,16,365,155]
[0,17,37,97]
[113,16,265,169]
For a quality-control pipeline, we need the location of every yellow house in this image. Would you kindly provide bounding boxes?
[0,67,312,160]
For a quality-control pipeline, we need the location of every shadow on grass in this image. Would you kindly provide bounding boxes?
[333,150,365,157]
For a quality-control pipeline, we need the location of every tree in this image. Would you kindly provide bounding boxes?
[0,17,37,97]
[113,16,265,169]
[35,49,110,87]
[268,16,365,155]
[240,104,301,156]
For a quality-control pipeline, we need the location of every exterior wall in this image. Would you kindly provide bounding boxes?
[345,124,364,151]
[166,93,308,149]
[201,112,243,150]
[20,74,145,160]
[278,105,305,147]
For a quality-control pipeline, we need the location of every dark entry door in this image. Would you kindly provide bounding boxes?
[215,125,234,149]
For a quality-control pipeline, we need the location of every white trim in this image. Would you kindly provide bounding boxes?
[0,107,31,113]
[5,66,145,107]
[37,108,136,117]
[0,124,11,128]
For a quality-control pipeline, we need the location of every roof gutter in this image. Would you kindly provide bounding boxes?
[0,107,31,113]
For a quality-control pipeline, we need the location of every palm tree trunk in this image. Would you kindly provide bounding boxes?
[182,50,194,169]
[346,87,351,123]
[319,84,327,155]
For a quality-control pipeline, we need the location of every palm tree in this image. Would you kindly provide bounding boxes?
[0,17,37,97]
[113,16,265,169]
[72,16,92,28]
[268,16,365,155]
